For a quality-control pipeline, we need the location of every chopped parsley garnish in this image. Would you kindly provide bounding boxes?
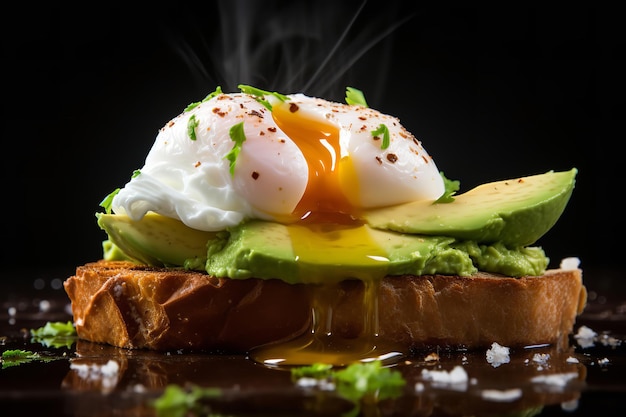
[371,123,390,150]
[435,172,461,203]
[187,114,199,141]
[30,321,77,348]
[345,87,368,107]
[291,360,406,417]
[333,361,405,407]
[99,170,141,214]
[1,349,56,369]
[184,86,223,112]
[290,362,333,379]
[151,360,405,417]
[224,122,246,176]
[99,188,120,214]
[238,84,289,111]
[151,384,221,417]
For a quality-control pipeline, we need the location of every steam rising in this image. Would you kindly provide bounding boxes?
[163,0,414,101]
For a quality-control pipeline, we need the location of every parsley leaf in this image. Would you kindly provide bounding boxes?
[151,384,221,417]
[345,87,368,107]
[184,86,223,112]
[291,360,406,417]
[334,361,405,415]
[0,349,57,369]
[187,114,199,141]
[98,170,140,214]
[1,350,40,369]
[30,321,77,348]
[435,172,461,203]
[291,363,333,380]
[371,124,390,150]
[224,122,246,176]
[99,188,120,214]
[238,84,289,111]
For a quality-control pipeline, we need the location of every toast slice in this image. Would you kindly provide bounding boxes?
[64,260,587,352]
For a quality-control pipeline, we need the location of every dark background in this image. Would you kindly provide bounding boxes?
[2,3,624,291]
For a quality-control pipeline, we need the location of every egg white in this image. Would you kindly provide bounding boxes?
[112,91,445,231]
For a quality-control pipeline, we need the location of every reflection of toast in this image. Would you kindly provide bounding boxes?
[64,260,586,352]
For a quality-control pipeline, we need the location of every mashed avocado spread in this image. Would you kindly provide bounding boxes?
[98,169,576,285]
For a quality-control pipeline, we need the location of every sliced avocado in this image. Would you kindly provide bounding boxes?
[96,212,217,267]
[362,169,577,246]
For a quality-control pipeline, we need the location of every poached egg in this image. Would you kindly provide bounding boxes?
[112,89,444,230]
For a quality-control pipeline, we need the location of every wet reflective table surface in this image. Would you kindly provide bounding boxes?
[1,269,625,417]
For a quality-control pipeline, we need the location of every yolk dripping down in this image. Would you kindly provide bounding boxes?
[248,101,406,367]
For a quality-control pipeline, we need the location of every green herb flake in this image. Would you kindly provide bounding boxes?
[238,84,289,111]
[184,86,223,112]
[334,361,405,404]
[98,170,140,214]
[1,349,40,369]
[291,360,406,417]
[224,122,246,176]
[345,87,368,107]
[30,321,77,348]
[151,384,221,417]
[371,124,390,150]
[187,114,199,141]
[99,188,120,214]
[290,362,333,380]
[434,172,461,204]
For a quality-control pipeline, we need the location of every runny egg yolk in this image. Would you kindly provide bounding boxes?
[248,102,406,367]
[272,101,354,224]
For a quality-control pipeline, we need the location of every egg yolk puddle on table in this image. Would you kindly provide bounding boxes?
[248,102,407,367]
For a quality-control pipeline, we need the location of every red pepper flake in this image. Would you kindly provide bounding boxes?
[167,121,175,127]
[260,131,265,136]
[386,153,398,163]
[194,161,201,167]
[212,108,227,117]
[375,156,383,165]
[421,155,429,164]
[518,178,524,183]
[360,125,367,132]
[252,171,260,180]
[280,139,286,143]
[289,103,299,113]
[358,116,367,121]
[248,109,264,118]
[268,127,277,133]
[413,137,420,146]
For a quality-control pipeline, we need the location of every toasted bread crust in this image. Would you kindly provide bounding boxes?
[64,260,586,352]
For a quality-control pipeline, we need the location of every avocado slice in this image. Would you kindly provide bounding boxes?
[362,169,577,246]
[96,212,217,267]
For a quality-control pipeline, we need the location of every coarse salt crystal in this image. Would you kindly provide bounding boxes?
[574,325,597,348]
[486,342,510,368]
[560,257,580,270]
